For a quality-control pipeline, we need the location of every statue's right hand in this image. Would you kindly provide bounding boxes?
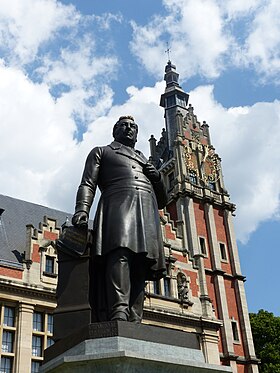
[72,211,88,227]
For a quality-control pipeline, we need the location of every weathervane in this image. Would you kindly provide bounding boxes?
[165,42,171,62]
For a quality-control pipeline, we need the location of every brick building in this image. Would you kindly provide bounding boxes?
[0,61,258,373]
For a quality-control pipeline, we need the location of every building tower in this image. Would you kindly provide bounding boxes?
[146,61,259,373]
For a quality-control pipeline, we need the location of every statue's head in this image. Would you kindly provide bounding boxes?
[113,115,138,147]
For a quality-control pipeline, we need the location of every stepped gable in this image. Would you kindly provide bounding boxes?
[0,194,70,268]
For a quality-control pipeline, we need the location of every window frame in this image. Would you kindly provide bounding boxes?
[189,170,198,185]
[45,255,55,275]
[33,312,43,332]
[0,356,13,373]
[32,335,43,357]
[163,277,171,298]
[3,307,15,327]
[168,171,175,190]
[153,280,161,295]
[231,319,240,343]
[199,236,208,256]
[2,331,14,353]
[31,360,41,373]
[219,242,228,262]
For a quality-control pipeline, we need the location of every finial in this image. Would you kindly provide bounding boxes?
[165,42,171,62]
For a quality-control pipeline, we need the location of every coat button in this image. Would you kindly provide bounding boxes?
[132,165,136,169]
[136,187,139,190]
[135,176,138,179]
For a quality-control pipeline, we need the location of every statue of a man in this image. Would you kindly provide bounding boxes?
[72,115,167,323]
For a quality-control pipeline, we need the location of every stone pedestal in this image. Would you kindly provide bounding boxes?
[54,235,92,341]
[42,321,232,373]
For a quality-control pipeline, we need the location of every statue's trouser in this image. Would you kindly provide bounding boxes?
[105,247,146,322]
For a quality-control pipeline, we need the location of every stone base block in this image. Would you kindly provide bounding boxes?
[42,321,232,373]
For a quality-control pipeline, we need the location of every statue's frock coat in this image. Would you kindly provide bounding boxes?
[75,141,167,280]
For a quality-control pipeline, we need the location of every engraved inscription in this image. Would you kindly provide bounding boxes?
[88,322,118,339]
[56,226,88,256]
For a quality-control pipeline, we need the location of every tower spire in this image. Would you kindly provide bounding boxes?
[159,61,189,152]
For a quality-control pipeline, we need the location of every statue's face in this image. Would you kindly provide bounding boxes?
[114,118,138,147]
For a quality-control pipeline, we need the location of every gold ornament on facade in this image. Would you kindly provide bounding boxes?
[191,130,200,143]
[201,145,221,184]
[183,144,198,176]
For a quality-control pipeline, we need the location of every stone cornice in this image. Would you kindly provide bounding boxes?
[0,278,56,301]
[169,188,235,211]
[205,268,246,282]
[145,292,193,307]
[220,353,260,365]
[143,307,222,331]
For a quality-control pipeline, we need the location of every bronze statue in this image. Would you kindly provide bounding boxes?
[72,115,167,323]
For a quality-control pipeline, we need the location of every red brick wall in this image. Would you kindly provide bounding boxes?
[224,278,245,357]
[0,267,23,279]
[172,252,185,263]
[213,208,232,275]
[185,270,199,297]
[164,224,176,240]
[206,274,224,354]
[166,201,178,227]
[32,243,40,263]
[193,201,212,269]
[206,274,218,318]
[43,230,58,240]
[237,364,246,373]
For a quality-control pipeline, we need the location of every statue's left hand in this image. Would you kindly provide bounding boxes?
[143,163,161,183]
[72,211,88,227]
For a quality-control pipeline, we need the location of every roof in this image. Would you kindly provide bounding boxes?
[0,194,71,268]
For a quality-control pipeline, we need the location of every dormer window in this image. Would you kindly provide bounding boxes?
[45,256,55,275]
[40,244,57,280]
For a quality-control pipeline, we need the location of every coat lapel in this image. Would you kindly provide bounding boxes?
[109,141,147,165]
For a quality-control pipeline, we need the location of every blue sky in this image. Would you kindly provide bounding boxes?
[0,0,279,315]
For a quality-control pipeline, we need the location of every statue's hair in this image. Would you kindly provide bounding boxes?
[113,115,138,138]
[117,115,135,123]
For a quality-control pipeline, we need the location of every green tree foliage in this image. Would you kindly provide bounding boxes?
[250,309,280,373]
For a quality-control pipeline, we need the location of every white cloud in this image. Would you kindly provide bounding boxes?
[217,0,262,19]
[0,1,121,139]
[93,12,123,30]
[0,0,79,65]
[189,85,280,242]
[131,0,230,80]
[244,0,280,82]
[130,0,280,83]
[37,33,117,126]
[38,35,116,89]
[0,64,77,204]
